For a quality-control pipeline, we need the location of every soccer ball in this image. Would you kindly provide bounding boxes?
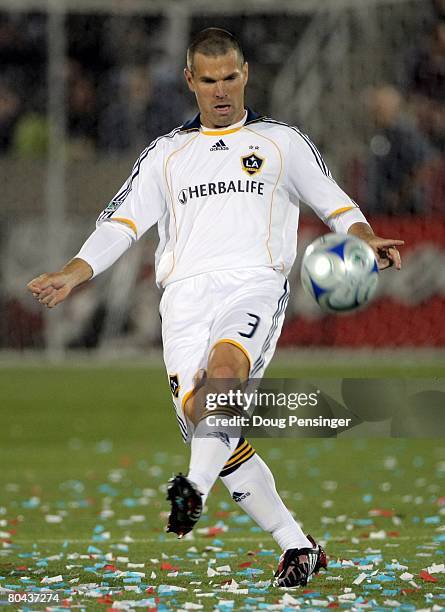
[301,233,379,313]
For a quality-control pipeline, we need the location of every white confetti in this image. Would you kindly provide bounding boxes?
[353,573,367,585]
[424,563,445,574]
[45,515,63,523]
[41,575,63,584]
[369,530,386,540]
[281,592,300,606]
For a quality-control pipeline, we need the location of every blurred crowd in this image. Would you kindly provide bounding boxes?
[0,13,191,158]
[0,5,444,215]
[354,0,445,215]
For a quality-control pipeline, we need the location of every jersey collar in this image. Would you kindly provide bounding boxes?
[180,107,263,132]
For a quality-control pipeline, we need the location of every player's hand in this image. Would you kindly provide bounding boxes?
[365,237,404,271]
[27,258,93,308]
[27,272,75,308]
[348,224,404,271]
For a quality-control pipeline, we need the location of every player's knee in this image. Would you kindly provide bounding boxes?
[208,364,238,380]
[207,342,249,381]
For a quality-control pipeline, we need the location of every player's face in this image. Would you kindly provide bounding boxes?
[184,50,248,128]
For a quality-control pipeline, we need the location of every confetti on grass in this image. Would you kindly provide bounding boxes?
[1,443,445,609]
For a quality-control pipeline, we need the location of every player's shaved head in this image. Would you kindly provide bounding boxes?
[186,27,244,73]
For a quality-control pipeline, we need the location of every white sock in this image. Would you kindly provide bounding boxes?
[188,418,240,506]
[221,452,312,550]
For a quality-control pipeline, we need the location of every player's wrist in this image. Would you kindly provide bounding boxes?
[347,222,375,241]
[60,258,93,288]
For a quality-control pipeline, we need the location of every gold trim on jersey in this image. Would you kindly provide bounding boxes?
[244,127,283,266]
[328,205,356,218]
[162,133,200,285]
[201,127,243,136]
[182,388,195,416]
[112,217,138,236]
[211,339,252,372]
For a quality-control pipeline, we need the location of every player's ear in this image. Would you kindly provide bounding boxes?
[184,67,195,92]
[242,61,249,86]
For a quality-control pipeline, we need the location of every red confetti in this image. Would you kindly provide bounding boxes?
[328,604,340,608]
[104,564,117,571]
[388,531,400,537]
[119,455,132,467]
[161,562,178,571]
[402,588,418,595]
[205,527,225,537]
[215,511,230,518]
[239,561,252,568]
[369,508,395,517]
[419,570,438,583]
[97,595,113,604]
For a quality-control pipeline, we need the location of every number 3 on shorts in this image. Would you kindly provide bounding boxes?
[238,313,260,339]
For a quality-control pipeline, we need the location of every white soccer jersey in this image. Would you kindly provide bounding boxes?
[87,108,367,287]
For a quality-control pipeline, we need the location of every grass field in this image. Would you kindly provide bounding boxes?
[1,363,445,610]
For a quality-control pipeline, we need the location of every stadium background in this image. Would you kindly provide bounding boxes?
[1,1,445,608]
[0,0,444,359]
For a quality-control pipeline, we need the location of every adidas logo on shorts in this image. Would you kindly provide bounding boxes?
[232,490,251,502]
[210,139,229,151]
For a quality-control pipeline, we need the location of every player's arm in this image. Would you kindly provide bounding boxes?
[27,222,133,308]
[27,145,166,308]
[287,130,404,270]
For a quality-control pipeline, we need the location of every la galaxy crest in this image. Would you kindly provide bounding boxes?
[241,152,265,176]
[169,374,180,398]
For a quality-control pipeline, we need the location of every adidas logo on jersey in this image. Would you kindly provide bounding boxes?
[210,139,229,151]
[232,490,251,502]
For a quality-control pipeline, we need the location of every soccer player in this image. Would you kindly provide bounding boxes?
[27,28,403,587]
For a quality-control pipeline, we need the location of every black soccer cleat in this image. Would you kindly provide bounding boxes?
[273,534,327,587]
[166,474,203,538]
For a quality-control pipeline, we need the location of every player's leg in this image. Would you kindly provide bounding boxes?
[219,447,327,585]
[220,449,312,550]
[185,341,249,506]
[166,340,250,538]
[207,269,327,584]
[160,275,216,537]
[161,273,254,536]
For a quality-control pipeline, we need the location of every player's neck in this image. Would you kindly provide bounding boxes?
[200,109,247,131]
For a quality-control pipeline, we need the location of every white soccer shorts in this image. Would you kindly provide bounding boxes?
[160,267,290,442]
